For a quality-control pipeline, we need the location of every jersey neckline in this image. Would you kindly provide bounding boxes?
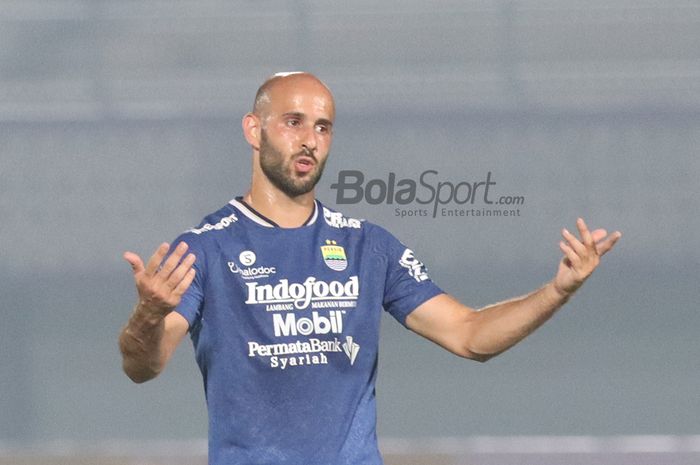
[229,196,319,229]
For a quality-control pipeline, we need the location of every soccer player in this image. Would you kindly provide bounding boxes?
[119,72,621,465]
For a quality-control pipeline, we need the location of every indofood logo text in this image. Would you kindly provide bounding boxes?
[330,170,525,219]
[245,276,359,310]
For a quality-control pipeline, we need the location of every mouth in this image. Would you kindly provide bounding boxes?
[294,156,316,174]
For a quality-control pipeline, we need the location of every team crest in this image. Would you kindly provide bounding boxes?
[321,240,347,271]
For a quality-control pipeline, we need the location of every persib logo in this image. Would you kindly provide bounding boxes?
[321,240,347,271]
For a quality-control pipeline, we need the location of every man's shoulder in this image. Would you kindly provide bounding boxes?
[184,201,240,237]
[169,202,241,252]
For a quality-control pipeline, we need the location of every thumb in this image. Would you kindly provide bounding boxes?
[123,251,145,274]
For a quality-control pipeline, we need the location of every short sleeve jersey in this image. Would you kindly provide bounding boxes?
[173,198,443,465]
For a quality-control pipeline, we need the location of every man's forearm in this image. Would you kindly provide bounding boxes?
[119,304,167,383]
[466,282,570,359]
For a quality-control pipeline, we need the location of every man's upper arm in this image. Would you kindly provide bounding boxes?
[405,293,482,360]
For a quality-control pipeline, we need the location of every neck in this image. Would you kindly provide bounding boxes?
[243,185,316,228]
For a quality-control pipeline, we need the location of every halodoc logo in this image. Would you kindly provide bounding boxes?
[330,170,525,219]
[227,250,276,280]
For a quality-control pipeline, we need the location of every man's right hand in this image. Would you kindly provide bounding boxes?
[123,242,196,318]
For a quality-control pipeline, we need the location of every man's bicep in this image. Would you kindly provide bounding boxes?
[405,294,480,359]
[161,311,190,365]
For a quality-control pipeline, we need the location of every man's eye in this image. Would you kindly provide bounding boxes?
[315,125,329,134]
[286,119,301,127]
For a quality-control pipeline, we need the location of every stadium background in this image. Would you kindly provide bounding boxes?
[1,1,698,463]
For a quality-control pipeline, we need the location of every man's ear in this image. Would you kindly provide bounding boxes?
[242,113,261,150]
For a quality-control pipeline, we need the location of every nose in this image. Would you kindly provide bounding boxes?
[300,126,317,155]
[301,145,314,157]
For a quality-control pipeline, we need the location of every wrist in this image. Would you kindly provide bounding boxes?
[545,280,572,304]
[131,302,167,327]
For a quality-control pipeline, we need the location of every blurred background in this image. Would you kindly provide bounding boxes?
[1,1,699,464]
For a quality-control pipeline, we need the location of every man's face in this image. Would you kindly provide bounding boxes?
[255,76,335,197]
[258,127,328,197]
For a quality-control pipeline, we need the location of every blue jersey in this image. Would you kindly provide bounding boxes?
[173,198,443,465]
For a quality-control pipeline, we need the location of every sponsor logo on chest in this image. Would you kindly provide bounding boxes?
[245,276,359,310]
[273,310,344,337]
[248,335,361,370]
[227,250,277,280]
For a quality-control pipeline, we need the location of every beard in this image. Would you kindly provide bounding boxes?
[258,129,327,197]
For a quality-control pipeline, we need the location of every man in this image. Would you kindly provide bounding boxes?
[119,72,621,465]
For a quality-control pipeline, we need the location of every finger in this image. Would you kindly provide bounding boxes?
[596,231,622,256]
[559,241,581,267]
[576,218,595,250]
[145,243,170,276]
[562,228,586,255]
[159,241,189,278]
[123,251,145,274]
[173,268,197,297]
[591,228,608,243]
[166,253,196,288]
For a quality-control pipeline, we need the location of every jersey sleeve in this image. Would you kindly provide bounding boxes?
[378,227,444,326]
[168,232,206,330]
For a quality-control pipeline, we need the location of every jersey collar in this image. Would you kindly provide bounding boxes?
[229,196,319,228]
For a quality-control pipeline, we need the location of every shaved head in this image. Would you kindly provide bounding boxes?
[252,72,334,120]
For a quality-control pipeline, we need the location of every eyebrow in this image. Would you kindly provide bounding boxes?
[282,112,334,128]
